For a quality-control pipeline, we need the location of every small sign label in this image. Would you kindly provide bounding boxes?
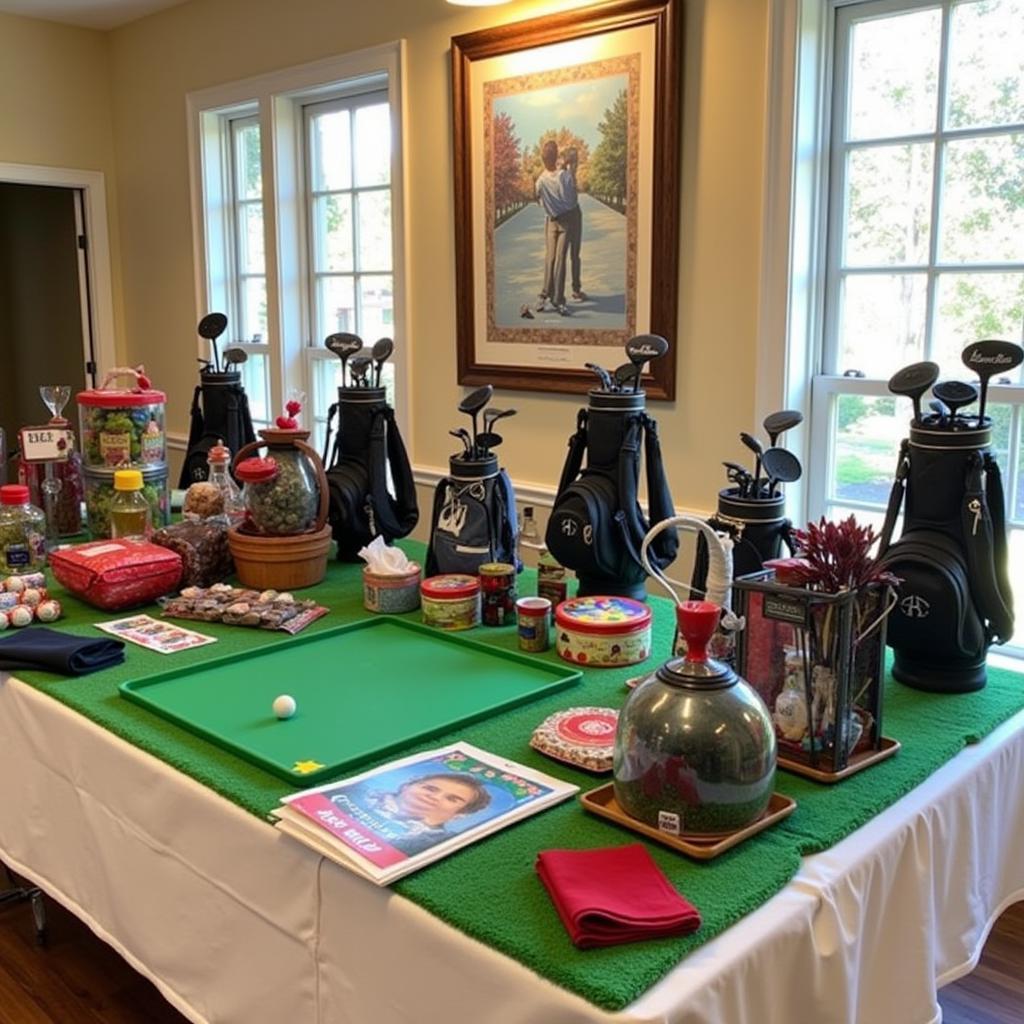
[658,810,681,836]
[762,593,809,626]
[19,426,72,463]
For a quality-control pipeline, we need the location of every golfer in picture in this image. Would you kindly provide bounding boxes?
[534,139,581,316]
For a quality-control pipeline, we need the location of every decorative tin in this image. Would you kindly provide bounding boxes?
[517,596,552,652]
[479,561,517,626]
[537,550,570,606]
[363,564,422,614]
[531,706,619,772]
[554,595,652,667]
[421,573,481,630]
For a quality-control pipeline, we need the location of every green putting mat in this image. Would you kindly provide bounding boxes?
[10,540,1024,1011]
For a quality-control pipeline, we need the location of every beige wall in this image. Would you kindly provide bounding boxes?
[102,0,768,514]
[0,12,125,361]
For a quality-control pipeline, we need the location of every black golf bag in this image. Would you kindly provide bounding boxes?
[546,390,677,600]
[878,422,1014,692]
[178,369,257,487]
[425,454,519,577]
[323,385,418,561]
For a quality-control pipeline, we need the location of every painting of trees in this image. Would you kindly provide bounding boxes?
[588,90,628,212]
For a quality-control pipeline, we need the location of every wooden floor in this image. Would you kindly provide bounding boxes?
[0,871,1021,1023]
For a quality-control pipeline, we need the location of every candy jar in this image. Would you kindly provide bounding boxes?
[0,485,47,574]
[613,600,776,836]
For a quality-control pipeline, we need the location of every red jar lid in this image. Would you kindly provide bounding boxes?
[0,484,30,506]
[421,574,480,599]
[235,456,279,483]
[76,388,167,408]
[554,595,652,635]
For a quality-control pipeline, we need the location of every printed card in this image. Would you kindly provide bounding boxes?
[95,614,218,655]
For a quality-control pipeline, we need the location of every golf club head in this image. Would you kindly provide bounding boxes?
[197,312,228,340]
[458,385,493,416]
[349,355,372,385]
[448,428,472,455]
[888,361,940,422]
[584,363,613,391]
[223,347,248,366]
[624,334,669,391]
[739,431,764,458]
[961,339,1024,382]
[476,431,503,451]
[613,364,635,391]
[932,379,978,424]
[763,409,803,445]
[489,408,517,425]
[761,447,802,495]
[325,332,363,360]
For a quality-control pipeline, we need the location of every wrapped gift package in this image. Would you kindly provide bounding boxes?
[50,540,183,611]
[152,519,233,587]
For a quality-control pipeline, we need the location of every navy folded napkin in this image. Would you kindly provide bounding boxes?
[0,627,125,676]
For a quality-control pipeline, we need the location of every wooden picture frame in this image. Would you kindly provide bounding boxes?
[451,0,682,399]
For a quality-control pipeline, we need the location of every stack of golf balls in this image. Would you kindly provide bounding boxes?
[0,573,62,630]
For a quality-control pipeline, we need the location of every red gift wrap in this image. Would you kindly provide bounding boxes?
[50,540,183,611]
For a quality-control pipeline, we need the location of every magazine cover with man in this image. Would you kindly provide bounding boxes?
[272,742,577,884]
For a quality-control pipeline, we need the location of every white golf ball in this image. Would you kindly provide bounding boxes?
[273,695,297,720]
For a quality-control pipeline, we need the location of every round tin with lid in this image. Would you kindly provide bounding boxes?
[421,573,481,630]
[554,595,652,667]
[530,706,619,772]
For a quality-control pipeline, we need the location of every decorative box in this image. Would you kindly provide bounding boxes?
[421,574,481,630]
[50,540,183,611]
[554,596,652,667]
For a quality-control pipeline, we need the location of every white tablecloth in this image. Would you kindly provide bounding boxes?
[1,672,1022,1024]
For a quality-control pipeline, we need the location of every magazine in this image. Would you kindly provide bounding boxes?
[270,742,577,885]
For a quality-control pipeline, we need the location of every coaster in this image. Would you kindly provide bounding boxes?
[580,784,796,860]
[530,707,619,773]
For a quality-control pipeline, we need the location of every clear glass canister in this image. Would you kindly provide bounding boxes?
[76,385,167,468]
[0,485,47,573]
[234,439,320,536]
[613,601,777,836]
[110,469,152,539]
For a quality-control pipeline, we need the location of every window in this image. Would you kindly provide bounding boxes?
[188,45,408,460]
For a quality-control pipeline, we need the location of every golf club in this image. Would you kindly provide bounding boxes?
[449,428,472,457]
[198,312,228,373]
[584,363,613,391]
[371,337,394,388]
[763,409,803,447]
[476,431,503,453]
[458,385,493,458]
[740,431,764,498]
[625,334,670,392]
[325,332,364,388]
[488,408,517,430]
[349,355,372,388]
[722,461,751,497]
[612,363,635,392]
[932,380,978,427]
[928,398,949,426]
[888,361,940,424]
[961,339,1024,425]
[761,447,802,497]
[223,347,248,368]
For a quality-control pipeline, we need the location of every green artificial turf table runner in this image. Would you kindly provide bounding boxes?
[8,540,1024,1012]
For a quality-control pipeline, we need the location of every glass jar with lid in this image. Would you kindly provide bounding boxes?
[0,484,47,573]
[206,439,244,525]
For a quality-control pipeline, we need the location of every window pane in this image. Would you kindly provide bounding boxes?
[234,121,261,200]
[946,0,1024,130]
[354,103,391,187]
[836,273,928,376]
[356,190,392,271]
[823,504,888,531]
[316,275,356,339]
[845,143,933,266]
[241,277,267,342]
[358,274,394,341]
[847,9,941,141]
[832,395,904,507]
[933,273,1024,379]
[313,194,353,272]
[312,357,344,457]
[240,352,271,428]
[939,135,1024,264]
[239,202,264,274]
[311,109,352,192]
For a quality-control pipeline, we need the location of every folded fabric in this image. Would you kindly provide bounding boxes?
[0,627,125,676]
[536,844,701,949]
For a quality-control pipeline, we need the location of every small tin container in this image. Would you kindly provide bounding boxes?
[421,574,481,630]
[555,595,653,667]
[517,596,552,652]
[363,564,422,614]
[537,551,570,605]
[479,561,517,626]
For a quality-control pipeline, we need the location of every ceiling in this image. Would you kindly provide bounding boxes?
[0,0,190,30]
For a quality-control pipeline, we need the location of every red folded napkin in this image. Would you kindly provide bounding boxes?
[536,844,701,949]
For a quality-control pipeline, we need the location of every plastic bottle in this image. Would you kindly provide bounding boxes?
[0,484,47,572]
[110,469,151,539]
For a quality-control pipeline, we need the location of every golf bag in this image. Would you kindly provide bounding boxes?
[323,386,418,561]
[546,391,677,600]
[425,455,519,577]
[178,369,257,487]
[878,423,1014,692]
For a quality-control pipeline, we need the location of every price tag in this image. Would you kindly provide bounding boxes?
[19,425,73,463]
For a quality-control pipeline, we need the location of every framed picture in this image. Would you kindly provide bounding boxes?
[452,0,682,399]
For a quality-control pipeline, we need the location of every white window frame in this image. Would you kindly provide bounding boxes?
[187,42,410,441]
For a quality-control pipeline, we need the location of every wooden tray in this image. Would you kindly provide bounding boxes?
[580,784,796,860]
[778,736,900,783]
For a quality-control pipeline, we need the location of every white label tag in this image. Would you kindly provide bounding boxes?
[658,810,681,836]
[19,426,73,463]
[79,543,125,558]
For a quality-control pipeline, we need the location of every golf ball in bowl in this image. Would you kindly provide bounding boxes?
[273,695,297,720]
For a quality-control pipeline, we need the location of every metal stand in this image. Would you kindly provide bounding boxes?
[0,862,48,946]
